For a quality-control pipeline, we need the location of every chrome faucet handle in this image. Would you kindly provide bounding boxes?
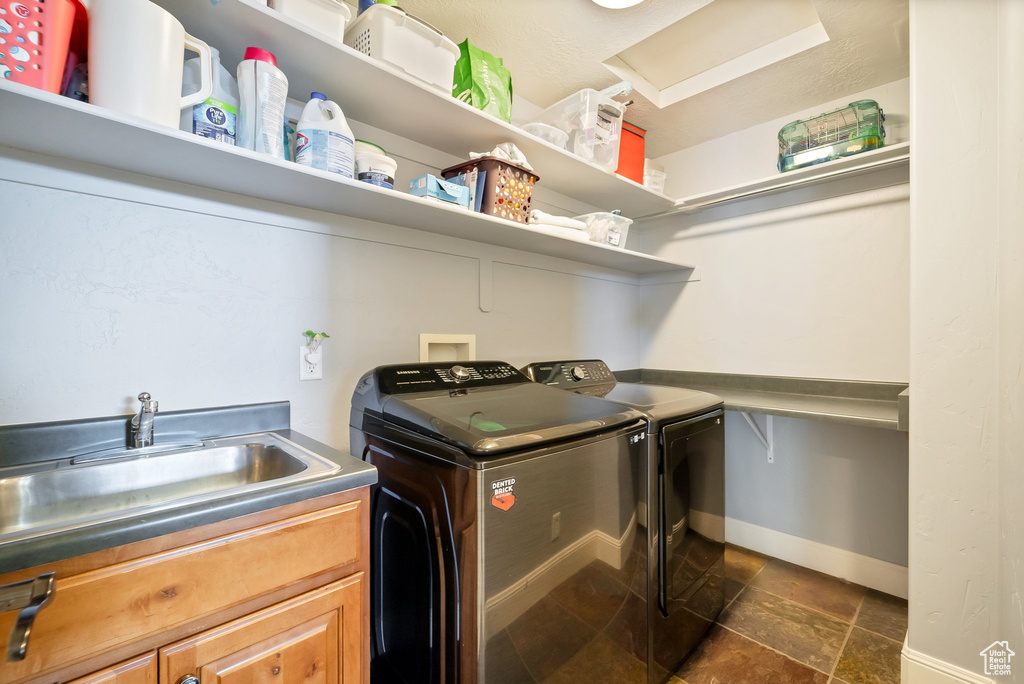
[131,393,158,448]
[137,392,158,413]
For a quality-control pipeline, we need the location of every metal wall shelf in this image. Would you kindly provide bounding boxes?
[672,142,911,214]
[615,369,909,430]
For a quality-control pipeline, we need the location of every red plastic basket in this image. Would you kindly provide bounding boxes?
[0,0,85,93]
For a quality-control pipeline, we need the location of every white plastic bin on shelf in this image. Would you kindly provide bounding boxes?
[575,212,633,249]
[344,4,459,93]
[269,0,351,41]
[534,89,626,172]
[644,169,667,193]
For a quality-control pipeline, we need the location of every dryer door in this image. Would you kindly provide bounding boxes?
[654,409,725,677]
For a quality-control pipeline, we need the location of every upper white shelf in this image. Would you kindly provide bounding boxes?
[674,142,911,213]
[150,0,676,218]
[0,81,692,275]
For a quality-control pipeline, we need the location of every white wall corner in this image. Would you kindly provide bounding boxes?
[901,636,994,684]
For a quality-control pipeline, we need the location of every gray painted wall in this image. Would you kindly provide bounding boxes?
[0,153,642,448]
[725,413,908,566]
[637,80,911,569]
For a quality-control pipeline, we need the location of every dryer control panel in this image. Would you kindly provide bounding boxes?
[377,361,527,395]
[520,360,617,390]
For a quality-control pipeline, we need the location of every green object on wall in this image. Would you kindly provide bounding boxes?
[453,40,513,123]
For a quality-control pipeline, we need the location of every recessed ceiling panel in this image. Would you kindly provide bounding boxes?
[617,0,822,89]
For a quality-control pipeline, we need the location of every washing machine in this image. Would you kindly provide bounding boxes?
[522,360,726,680]
[350,361,653,684]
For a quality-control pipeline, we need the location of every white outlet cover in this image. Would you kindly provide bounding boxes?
[299,345,323,381]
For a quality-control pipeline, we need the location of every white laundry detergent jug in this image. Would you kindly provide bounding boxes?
[236,47,288,158]
[295,92,355,178]
[181,46,240,145]
[88,0,212,128]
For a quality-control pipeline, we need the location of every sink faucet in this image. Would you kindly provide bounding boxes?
[130,392,158,448]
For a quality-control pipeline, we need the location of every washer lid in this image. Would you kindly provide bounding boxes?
[382,383,642,456]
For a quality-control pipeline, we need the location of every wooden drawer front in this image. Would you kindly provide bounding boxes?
[66,653,157,684]
[160,574,363,684]
[0,501,360,682]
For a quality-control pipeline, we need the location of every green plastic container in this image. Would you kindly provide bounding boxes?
[778,99,885,172]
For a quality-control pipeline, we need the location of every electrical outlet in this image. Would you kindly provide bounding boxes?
[551,511,561,541]
[299,345,323,381]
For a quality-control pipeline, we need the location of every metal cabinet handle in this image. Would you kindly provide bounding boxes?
[1,573,55,662]
[178,676,200,684]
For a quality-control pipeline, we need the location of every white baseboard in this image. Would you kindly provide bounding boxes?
[725,517,908,598]
[901,635,994,684]
[690,509,726,542]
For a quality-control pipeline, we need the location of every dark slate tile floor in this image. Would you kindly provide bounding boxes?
[491,544,907,683]
[674,545,907,684]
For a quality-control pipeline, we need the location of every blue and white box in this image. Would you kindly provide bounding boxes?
[409,174,471,208]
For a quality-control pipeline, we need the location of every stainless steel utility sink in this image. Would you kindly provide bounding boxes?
[0,433,340,545]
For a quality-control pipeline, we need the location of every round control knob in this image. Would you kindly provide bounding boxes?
[450,365,472,382]
[570,365,587,381]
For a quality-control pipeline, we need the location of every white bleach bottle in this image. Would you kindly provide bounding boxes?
[236,47,288,158]
[295,92,355,178]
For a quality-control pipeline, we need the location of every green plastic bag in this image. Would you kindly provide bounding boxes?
[453,40,513,123]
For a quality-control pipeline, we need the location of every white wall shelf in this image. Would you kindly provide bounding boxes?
[0,82,693,276]
[673,142,911,214]
[150,0,676,219]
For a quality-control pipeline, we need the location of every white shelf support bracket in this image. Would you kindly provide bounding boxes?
[740,412,774,463]
[479,258,493,313]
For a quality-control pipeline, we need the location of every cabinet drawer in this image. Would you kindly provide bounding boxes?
[160,574,364,684]
[66,652,157,684]
[0,501,361,682]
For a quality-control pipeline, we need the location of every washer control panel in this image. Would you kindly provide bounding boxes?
[378,361,525,394]
[520,360,616,389]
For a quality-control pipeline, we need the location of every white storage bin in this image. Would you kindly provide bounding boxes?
[575,212,633,249]
[269,0,351,41]
[522,122,569,149]
[643,169,667,193]
[344,4,460,93]
[535,89,626,172]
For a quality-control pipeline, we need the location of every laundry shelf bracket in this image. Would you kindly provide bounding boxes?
[740,412,774,463]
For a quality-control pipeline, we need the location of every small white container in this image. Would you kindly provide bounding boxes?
[344,4,459,93]
[522,122,569,150]
[575,211,633,249]
[269,0,351,41]
[356,151,398,189]
[355,139,386,157]
[643,169,667,194]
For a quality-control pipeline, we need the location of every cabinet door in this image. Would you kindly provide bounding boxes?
[160,574,364,684]
[66,652,157,684]
[0,500,362,683]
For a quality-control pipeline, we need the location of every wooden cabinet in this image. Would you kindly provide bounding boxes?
[0,488,369,684]
[160,575,363,684]
[67,653,157,684]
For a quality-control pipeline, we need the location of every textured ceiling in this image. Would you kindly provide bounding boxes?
[393,0,910,157]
